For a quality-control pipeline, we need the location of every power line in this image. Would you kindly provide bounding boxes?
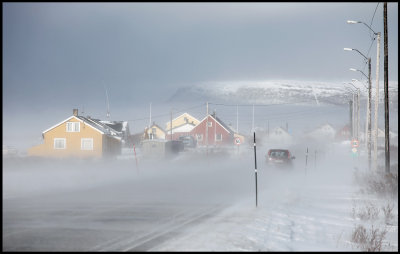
[208,100,311,107]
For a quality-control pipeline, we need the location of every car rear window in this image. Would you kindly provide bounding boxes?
[269,150,289,158]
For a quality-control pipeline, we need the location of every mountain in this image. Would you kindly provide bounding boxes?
[168,80,398,106]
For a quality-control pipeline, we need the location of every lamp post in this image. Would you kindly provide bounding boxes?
[347,20,381,171]
[344,47,371,143]
[345,82,361,140]
[350,68,371,171]
[343,83,360,140]
[344,86,356,139]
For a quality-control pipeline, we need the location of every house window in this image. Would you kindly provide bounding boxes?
[81,138,93,150]
[197,134,203,141]
[215,133,222,141]
[66,122,80,132]
[54,138,66,149]
[207,122,212,127]
[152,128,156,134]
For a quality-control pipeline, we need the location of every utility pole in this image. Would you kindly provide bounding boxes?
[253,132,258,207]
[252,104,255,133]
[367,58,372,171]
[236,104,239,134]
[383,2,390,173]
[373,32,381,171]
[356,88,360,140]
[349,100,353,138]
[206,102,209,154]
[170,109,173,140]
[149,102,152,128]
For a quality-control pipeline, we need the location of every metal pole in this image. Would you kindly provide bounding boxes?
[253,132,258,207]
[350,100,353,138]
[373,32,381,171]
[367,58,372,171]
[314,150,317,170]
[236,104,239,134]
[133,144,139,173]
[206,102,209,155]
[149,102,152,128]
[305,147,309,175]
[170,109,173,140]
[383,2,390,173]
[352,93,355,138]
[252,104,255,133]
[357,88,360,140]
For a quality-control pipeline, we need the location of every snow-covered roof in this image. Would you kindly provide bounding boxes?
[172,123,196,133]
[42,115,121,140]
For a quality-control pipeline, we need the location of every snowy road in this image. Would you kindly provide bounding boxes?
[3,153,256,251]
[3,143,397,251]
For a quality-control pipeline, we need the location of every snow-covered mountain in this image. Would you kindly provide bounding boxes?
[168,80,398,106]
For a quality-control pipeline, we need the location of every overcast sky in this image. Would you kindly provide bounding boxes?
[3,2,398,118]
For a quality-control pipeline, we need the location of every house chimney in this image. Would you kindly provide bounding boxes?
[73,109,78,116]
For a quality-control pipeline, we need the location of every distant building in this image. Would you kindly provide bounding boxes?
[99,120,131,147]
[28,109,122,158]
[306,123,336,142]
[190,113,235,146]
[267,126,293,145]
[165,113,200,140]
[335,124,351,141]
[145,122,167,140]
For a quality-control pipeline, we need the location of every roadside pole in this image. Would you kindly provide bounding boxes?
[133,144,139,173]
[305,147,308,175]
[314,150,317,170]
[254,132,258,208]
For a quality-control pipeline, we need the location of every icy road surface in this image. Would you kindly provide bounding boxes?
[3,143,397,251]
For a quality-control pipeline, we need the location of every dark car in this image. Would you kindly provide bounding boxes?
[266,149,295,168]
[178,135,197,148]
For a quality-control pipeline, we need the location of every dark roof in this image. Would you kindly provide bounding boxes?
[214,115,234,134]
[76,116,119,136]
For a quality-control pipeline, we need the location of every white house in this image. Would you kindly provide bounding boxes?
[306,123,336,142]
[266,127,293,145]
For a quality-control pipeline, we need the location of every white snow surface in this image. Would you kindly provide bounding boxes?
[3,143,398,251]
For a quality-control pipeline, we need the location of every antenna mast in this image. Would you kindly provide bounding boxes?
[104,84,110,119]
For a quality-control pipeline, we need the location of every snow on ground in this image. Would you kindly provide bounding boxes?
[152,143,398,251]
[3,142,398,251]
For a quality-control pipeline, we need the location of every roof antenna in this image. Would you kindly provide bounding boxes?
[104,83,110,119]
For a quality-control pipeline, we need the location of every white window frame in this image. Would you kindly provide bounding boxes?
[81,138,93,150]
[197,134,203,141]
[54,138,66,149]
[215,133,222,141]
[207,122,212,127]
[66,122,80,132]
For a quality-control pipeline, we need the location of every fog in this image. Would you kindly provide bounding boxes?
[3,136,374,251]
[3,2,398,251]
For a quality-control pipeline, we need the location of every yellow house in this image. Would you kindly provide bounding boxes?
[28,109,121,158]
[165,113,200,134]
[145,123,167,140]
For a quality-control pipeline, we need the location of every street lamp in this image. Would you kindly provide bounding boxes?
[349,67,371,170]
[348,19,381,171]
[345,82,361,141]
[343,82,360,140]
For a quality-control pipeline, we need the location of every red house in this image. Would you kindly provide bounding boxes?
[190,114,235,146]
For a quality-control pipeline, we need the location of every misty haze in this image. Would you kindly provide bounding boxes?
[3,2,398,252]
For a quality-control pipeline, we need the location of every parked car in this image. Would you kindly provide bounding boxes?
[265,149,295,168]
[179,135,197,148]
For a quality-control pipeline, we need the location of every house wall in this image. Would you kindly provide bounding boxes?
[28,118,103,158]
[146,125,166,140]
[190,116,233,146]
